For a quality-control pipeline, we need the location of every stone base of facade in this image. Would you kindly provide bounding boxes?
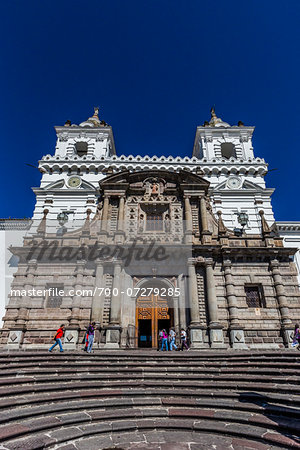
[105,325,121,348]
[189,326,208,348]
[244,329,285,348]
[0,326,294,350]
[230,328,248,349]
[209,324,226,348]
[282,327,295,348]
[6,328,25,349]
[64,328,79,350]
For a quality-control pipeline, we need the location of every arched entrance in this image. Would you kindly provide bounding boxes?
[135,279,174,348]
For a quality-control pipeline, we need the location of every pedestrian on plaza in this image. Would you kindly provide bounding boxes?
[94,326,101,349]
[81,326,89,351]
[160,329,169,351]
[49,324,65,353]
[180,328,189,351]
[169,328,177,351]
[292,323,300,350]
[87,322,96,353]
[157,329,163,351]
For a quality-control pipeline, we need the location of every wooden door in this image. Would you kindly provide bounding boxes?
[136,293,171,348]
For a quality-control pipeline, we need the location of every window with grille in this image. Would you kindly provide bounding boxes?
[46,284,64,308]
[146,213,163,231]
[245,285,265,308]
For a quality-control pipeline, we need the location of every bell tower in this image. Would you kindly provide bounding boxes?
[192,108,274,234]
[192,107,255,161]
[54,107,116,159]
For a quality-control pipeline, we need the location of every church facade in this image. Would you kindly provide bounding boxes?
[1,108,299,349]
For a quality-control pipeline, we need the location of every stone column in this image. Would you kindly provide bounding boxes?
[115,195,126,244]
[188,261,200,325]
[65,260,85,349]
[200,196,212,244]
[91,261,104,326]
[184,196,193,244]
[223,258,247,349]
[178,274,187,330]
[118,196,125,231]
[105,261,122,348]
[270,258,293,347]
[205,259,224,347]
[100,195,110,232]
[200,197,209,232]
[187,260,205,348]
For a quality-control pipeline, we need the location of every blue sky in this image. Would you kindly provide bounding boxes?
[1,0,299,220]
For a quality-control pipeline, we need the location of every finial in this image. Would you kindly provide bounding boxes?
[238,120,244,127]
[217,210,227,236]
[259,210,271,236]
[64,120,71,127]
[37,209,49,234]
[82,209,92,235]
[210,105,217,119]
[93,107,99,117]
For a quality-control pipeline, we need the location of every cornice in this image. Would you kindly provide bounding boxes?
[276,221,300,232]
[39,155,267,176]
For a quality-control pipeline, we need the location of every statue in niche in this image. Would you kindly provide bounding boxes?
[138,214,145,232]
[94,200,103,219]
[151,182,159,195]
[164,214,171,232]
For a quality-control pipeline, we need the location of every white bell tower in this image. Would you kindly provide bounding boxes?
[54,107,116,159]
[192,108,275,234]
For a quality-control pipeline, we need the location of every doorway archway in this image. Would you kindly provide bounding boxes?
[135,279,174,348]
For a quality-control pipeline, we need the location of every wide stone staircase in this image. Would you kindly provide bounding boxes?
[0,350,299,450]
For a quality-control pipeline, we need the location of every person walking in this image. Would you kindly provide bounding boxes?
[157,329,163,351]
[87,322,95,353]
[180,328,189,351]
[169,328,177,351]
[292,323,300,350]
[49,324,65,353]
[94,326,101,349]
[160,329,169,351]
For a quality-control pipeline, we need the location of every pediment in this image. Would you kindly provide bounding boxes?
[214,179,265,192]
[100,169,210,190]
[44,179,65,190]
[43,179,97,191]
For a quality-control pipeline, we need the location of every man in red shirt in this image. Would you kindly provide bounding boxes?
[49,324,65,352]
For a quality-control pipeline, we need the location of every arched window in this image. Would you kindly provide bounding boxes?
[75,142,88,156]
[221,143,236,159]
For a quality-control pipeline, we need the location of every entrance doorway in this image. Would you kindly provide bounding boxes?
[135,282,173,348]
[138,319,152,347]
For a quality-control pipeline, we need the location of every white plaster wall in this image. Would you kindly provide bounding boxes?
[277,223,300,286]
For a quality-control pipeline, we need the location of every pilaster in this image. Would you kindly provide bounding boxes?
[205,259,225,348]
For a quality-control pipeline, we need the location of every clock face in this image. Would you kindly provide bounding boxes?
[227,176,242,189]
[67,176,81,188]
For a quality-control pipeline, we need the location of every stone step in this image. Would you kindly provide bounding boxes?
[0,396,299,427]
[0,366,297,377]
[0,379,299,400]
[0,372,298,386]
[0,388,300,413]
[2,417,299,449]
[0,351,299,449]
